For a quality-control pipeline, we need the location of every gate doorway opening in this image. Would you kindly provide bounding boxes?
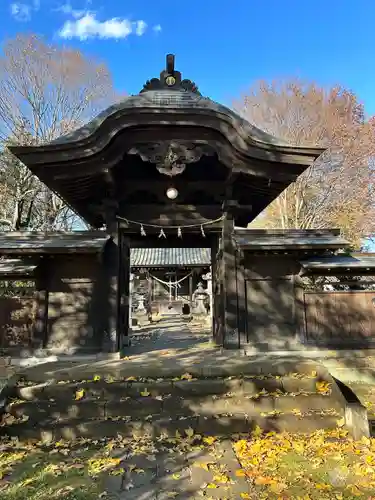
[125,246,213,354]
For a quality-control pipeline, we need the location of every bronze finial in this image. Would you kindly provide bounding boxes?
[140,54,201,95]
[166,54,175,75]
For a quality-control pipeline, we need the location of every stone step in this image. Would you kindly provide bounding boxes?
[3,412,341,442]
[7,392,342,422]
[12,375,327,401]
[102,439,251,500]
[14,356,329,382]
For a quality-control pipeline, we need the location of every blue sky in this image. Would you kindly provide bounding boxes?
[0,0,374,115]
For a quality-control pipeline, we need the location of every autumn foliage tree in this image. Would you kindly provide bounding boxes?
[234,79,375,249]
[0,34,121,230]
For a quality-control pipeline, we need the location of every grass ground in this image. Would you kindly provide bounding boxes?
[231,382,375,499]
[2,428,375,499]
[0,438,114,500]
[234,427,375,499]
[348,382,375,419]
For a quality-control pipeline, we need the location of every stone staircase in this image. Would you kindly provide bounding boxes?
[1,358,348,442]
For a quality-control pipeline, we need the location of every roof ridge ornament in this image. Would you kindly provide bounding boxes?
[140,54,201,95]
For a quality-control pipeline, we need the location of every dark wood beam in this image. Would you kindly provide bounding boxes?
[117,204,223,228]
[127,233,218,248]
[53,164,108,180]
[117,180,226,197]
[103,168,116,198]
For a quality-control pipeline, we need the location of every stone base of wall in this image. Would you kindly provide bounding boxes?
[244,347,375,384]
[0,351,121,379]
[2,343,375,385]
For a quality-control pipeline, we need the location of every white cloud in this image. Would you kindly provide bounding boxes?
[55,2,88,19]
[10,3,31,22]
[10,0,39,21]
[58,13,148,40]
[153,24,162,33]
[135,20,147,36]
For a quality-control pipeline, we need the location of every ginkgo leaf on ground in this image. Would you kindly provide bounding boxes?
[213,473,230,484]
[140,388,150,397]
[75,389,85,400]
[316,381,331,394]
[270,482,287,493]
[254,476,277,485]
[235,469,246,477]
[185,427,194,438]
[203,436,216,445]
[193,462,214,471]
[336,417,345,427]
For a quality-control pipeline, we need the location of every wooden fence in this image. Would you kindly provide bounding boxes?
[0,296,36,348]
[303,291,375,346]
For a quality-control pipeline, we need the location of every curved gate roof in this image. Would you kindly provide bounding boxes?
[9,55,324,227]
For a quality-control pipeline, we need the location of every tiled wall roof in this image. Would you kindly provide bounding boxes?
[131,247,210,267]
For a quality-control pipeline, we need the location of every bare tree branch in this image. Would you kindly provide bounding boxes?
[234,78,375,248]
[0,34,122,231]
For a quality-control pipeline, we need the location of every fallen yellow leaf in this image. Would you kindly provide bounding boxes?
[206,483,218,489]
[315,483,332,490]
[252,425,263,437]
[140,388,150,397]
[270,482,287,493]
[240,494,251,499]
[361,436,371,447]
[316,381,331,394]
[74,388,85,400]
[193,462,212,471]
[93,375,101,382]
[180,373,193,381]
[185,427,194,438]
[203,436,216,445]
[126,376,137,381]
[235,469,246,477]
[213,473,230,484]
[346,484,363,496]
[255,476,276,485]
[336,417,345,428]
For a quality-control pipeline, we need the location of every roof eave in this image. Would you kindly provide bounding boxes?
[240,244,346,251]
[300,268,375,277]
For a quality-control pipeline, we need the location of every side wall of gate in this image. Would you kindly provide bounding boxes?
[303,291,375,348]
[241,252,375,350]
[0,296,36,349]
[242,254,302,349]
